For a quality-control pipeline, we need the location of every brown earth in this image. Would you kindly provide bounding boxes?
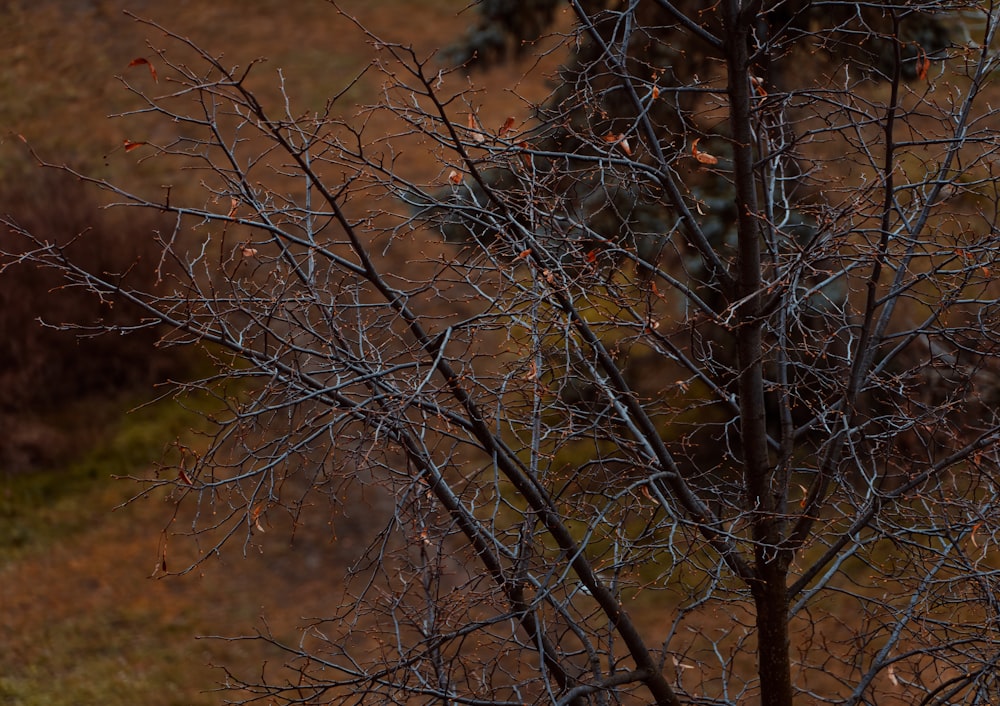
[0,1,559,703]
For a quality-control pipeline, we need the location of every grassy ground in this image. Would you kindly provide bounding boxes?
[0,388,381,705]
[0,393,230,706]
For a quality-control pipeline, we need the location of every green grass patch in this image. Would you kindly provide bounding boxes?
[0,381,261,706]
[0,386,214,563]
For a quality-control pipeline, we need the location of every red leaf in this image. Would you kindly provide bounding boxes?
[128,57,158,83]
[499,117,515,137]
[123,139,146,152]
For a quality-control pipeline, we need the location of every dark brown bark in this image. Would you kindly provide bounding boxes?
[723,1,793,705]
[752,573,794,706]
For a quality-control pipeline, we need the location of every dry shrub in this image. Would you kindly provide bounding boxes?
[0,164,182,469]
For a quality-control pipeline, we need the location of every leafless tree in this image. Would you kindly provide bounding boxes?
[5,2,1000,705]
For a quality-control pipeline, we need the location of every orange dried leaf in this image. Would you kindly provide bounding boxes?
[651,85,660,100]
[603,133,632,155]
[178,469,193,486]
[516,248,532,260]
[585,249,598,264]
[517,141,533,168]
[251,504,266,532]
[128,56,158,83]
[123,139,146,152]
[692,138,719,165]
[982,265,991,277]
[916,48,930,81]
[467,112,484,143]
[448,169,462,185]
[499,116,516,137]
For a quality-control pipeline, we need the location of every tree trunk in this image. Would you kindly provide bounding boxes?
[722,2,795,705]
[754,568,794,706]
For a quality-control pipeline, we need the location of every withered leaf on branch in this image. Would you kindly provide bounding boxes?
[603,132,633,156]
[916,48,931,81]
[127,57,158,83]
[467,112,484,143]
[691,138,718,165]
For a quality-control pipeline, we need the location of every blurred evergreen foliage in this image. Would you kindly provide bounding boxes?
[445,0,955,271]
[436,1,957,442]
